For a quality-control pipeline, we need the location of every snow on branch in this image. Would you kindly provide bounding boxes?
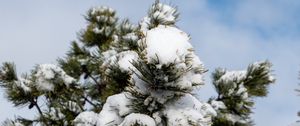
[140,2,179,32]
[210,60,275,125]
[74,111,99,126]
[119,113,156,126]
[34,64,75,92]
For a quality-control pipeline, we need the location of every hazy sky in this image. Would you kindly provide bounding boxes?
[0,0,300,126]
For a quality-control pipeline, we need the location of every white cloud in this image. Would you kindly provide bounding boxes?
[235,0,284,27]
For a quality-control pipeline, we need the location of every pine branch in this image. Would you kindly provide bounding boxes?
[31,97,49,126]
[83,96,98,108]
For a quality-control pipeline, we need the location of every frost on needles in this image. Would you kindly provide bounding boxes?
[0,1,275,126]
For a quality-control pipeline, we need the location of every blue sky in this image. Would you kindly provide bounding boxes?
[0,0,300,125]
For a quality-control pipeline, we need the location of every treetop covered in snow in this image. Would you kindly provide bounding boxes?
[140,1,178,32]
[0,1,275,126]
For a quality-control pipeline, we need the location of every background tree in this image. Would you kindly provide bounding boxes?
[0,1,275,126]
[293,73,300,125]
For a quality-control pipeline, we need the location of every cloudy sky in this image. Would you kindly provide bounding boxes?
[0,0,300,125]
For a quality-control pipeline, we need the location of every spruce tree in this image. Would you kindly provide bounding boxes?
[0,1,275,126]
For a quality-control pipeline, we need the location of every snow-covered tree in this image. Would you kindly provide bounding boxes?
[292,77,300,126]
[209,61,274,126]
[0,1,275,126]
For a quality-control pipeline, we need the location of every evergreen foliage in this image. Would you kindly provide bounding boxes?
[0,1,275,126]
[210,61,275,126]
[297,73,300,120]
